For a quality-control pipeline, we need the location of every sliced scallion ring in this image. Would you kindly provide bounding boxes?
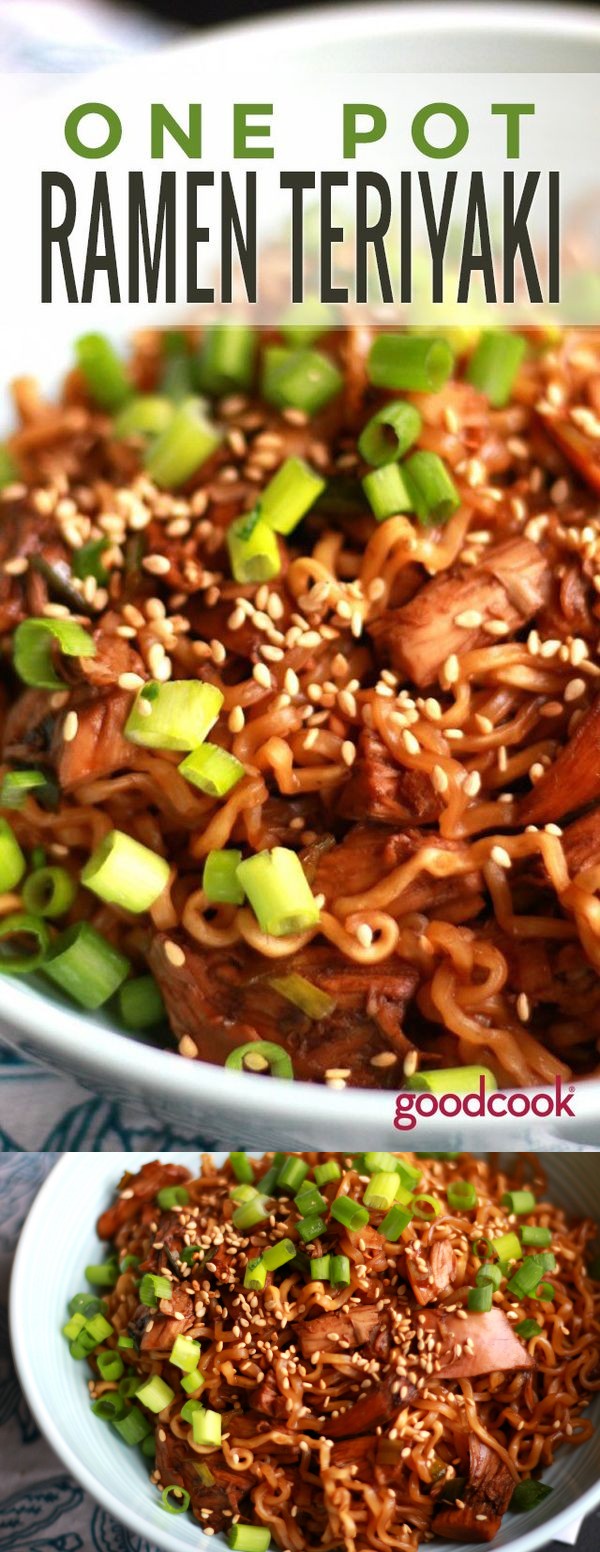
[81,829,170,913]
[0,911,50,974]
[13,617,96,690]
[125,680,223,752]
[225,1040,294,1080]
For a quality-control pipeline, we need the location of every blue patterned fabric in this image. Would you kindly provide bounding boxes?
[1,1156,598,1552]
[0,1034,215,1150]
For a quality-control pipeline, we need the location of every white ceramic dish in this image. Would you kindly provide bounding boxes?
[10,1150,600,1552]
[2,4,600,1147]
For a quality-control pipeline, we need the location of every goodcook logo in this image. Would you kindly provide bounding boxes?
[393,1075,576,1131]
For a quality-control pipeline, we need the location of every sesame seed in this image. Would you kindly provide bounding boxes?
[341,740,356,767]
[3,556,28,576]
[244,1052,270,1072]
[455,609,483,629]
[228,707,245,733]
[211,639,226,665]
[370,1051,398,1068]
[490,844,512,869]
[355,922,373,948]
[117,671,145,691]
[443,654,460,684]
[62,710,79,743]
[463,770,481,798]
[401,729,420,756]
[432,764,449,794]
[529,761,545,782]
[165,940,186,968]
[142,554,171,576]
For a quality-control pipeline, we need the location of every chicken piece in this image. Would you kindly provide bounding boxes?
[0,496,68,632]
[148,935,419,1085]
[562,808,600,875]
[336,728,440,824]
[314,825,483,920]
[155,1427,253,1531]
[61,615,143,689]
[138,1281,196,1353]
[369,538,551,688]
[432,1436,515,1543]
[250,1369,289,1420]
[414,1305,534,1381]
[537,406,600,495]
[405,1238,457,1305]
[97,1159,191,1239]
[520,696,600,823]
[322,1377,404,1439]
[299,1307,382,1358]
[2,683,134,790]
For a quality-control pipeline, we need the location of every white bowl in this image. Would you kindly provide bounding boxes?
[2,4,600,1148]
[10,1150,600,1552]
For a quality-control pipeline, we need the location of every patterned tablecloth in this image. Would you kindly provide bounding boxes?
[1,1155,598,1552]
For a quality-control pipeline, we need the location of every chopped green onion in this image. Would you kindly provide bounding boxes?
[196,325,255,396]
[137,1375,175,1413]
[230,1183,258,1204]
[31,846,46,869]
[181,1399,204,1424]
[181,1368,205,1395]
[229,1151,254,1184]
[362,462,413,521]
[295,1186,327,1217]
[367,334,453,393]
[144,396,222,488]
[118,975,165,1030]
[296,1213,327,1244]
[447,1180,478,1212]
[264,348,342,415]
[258,1153,285,1194]
[394,1181,414,1208]
[76,333,131,410]
[92,1394,127,1421]
[180,1244,204,1267]
[72,537,110,584]
[232,1195,270,1231]
[13,617,95,690]
[227,509,281,584]
[85,1312,114,1344]
[226,1040,294,1080]
[192,1407,222,1448]
[364,1151,401,1175]
[170,1334,201,1372]
[490,1231,522,1263]
[203,850,245,906]
[476,1263,503,1290]
[468,1282,493,1312]
[114,395,173,439]
[228,1526,271,1552]
[161,1485,191,1515]
[402,450,460,526]
[161,332,195,400]
[330,1197,369,1231]
[410,1194,443,1220]
[120,1255,140,1272]
[358,401,422,467]
[507,1253,555,1299]
[179,742,244,798]
[261,1238,296,1272]
[96,1350,124,1383]
[364,1171,400,1212]
[310,1255,331,1281]
[0,770,48,810]
[0,911,50,974]
[501,1190,537,1215]
[44,921,130,1009]
[537,1282,555,1301]
[394,1159,423,1189]
[379,1204,412,1241]
[330,1254,351,1288]
[269,972,335,1020]
[118,1334,135,1349]
[85,1260,118,1287]
[81,828,169,916]
[236,847,320,937]
[244,1257,267,1291]
[0,819,26,891]
[520,1225,552,1249]
[509,1479,553,1513]
[0,444,18,488]
[63,1313,86,1341]
[22,865,76,919]
[157,1185,189,1209]
[314,1161,342,1188]
[70,1330,99,1359]
[141,1434,157,1458]
[406,1065,497,1094]
[278,1156,310,1193]
[467,331,526,409]
[68,1292,104,1318]
[515,1319,542,1340]
[259,457,325,535]
[139,1272,172,1307]
[112,1407,152,1446]
[125,679,223,753]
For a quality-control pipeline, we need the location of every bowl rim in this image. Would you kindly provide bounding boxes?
[10,1150,600,1552]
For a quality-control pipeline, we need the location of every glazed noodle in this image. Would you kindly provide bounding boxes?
[62,1150,600,1550]
[2,325,600,1090]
